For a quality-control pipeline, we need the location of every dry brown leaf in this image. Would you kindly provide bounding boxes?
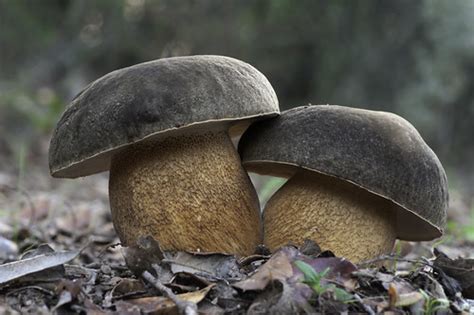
[111,278,147,298]
[434,248,474,298]
[233,249,293,291]
[123,284,214,314]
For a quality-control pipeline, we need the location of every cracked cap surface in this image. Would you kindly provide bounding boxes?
[49,55,279,178]
[238,105,448,241]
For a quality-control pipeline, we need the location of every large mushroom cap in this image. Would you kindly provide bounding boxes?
[238,105,448,241]
[49,55,279,178]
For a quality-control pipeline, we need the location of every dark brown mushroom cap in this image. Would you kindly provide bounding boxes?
[49,55,279,178]
[238,105,448,241]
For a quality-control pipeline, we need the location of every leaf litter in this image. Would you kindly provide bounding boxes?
[0,245,79,285]
[1,167,474,313]
[3,231,474,314]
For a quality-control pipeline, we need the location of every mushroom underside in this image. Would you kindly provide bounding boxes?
[263,171,397,262]
[109,130,262,256]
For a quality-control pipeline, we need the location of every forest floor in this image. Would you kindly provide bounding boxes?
[0,140,473,314]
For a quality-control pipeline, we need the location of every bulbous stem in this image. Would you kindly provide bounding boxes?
[263,171,397,262]
[109,131,262,256]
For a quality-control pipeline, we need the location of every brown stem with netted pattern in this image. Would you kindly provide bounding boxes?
[109,131,262,256]
[264,171,397,262]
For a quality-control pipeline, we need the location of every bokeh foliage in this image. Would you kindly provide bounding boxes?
[1,0,474,200]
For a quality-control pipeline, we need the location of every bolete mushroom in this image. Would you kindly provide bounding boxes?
[238,105,448,262]
[49,55,279,256]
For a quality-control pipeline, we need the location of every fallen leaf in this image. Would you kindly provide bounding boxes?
[206,281,245,311]
[169,271,212,293]
[166,251,242,281]
[353,268,414,299]
[410,270,449,301]
[433,248,474,298]
[13,244,69,283]
[234,247,316,314]
[123,284,214,314]
[111,278,147,298]
[0,248,80,284]
[233,248,294,291]
[21,243,56,258]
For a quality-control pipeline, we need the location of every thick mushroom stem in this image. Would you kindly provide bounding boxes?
[263,171,397,262]
[109,131,262,256]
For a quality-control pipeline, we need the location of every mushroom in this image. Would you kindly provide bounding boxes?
[49,55,279,256]
[238,105,448,262]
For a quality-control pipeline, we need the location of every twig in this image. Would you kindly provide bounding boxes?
[142,265,197,315]
[5,285,55,297]
[353,293,376,315]
[359,254,473,272]
[160,258,227,281]
[358,254,431,268]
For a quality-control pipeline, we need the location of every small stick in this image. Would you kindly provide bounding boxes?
[359,254,473,273]
[142,266,197,315]
[358,254,430,267]
[353,293,376,315]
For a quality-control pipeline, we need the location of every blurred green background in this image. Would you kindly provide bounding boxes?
[0,0,473,237]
